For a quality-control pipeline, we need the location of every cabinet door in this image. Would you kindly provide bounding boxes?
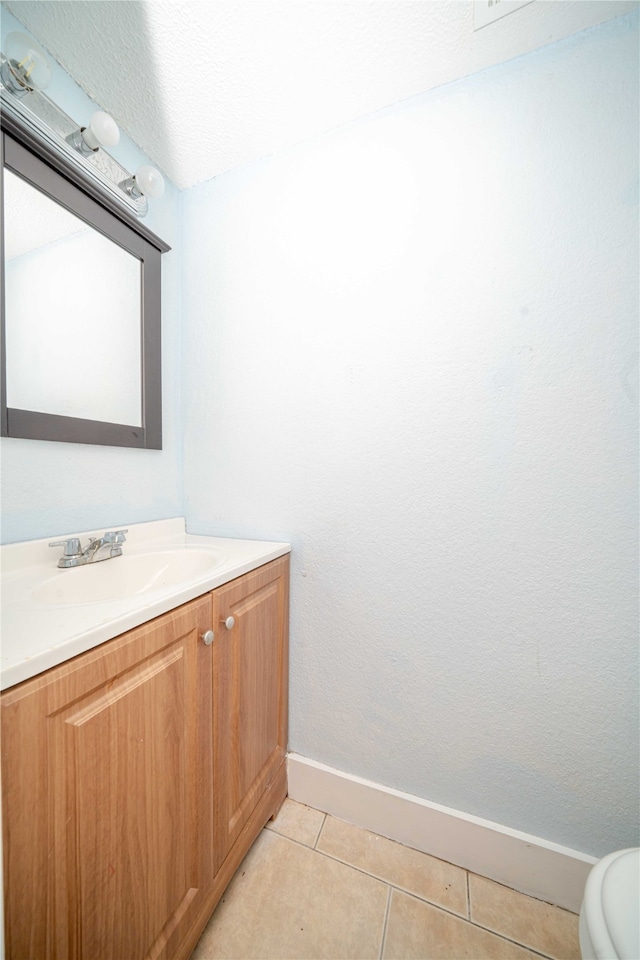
[212,556,289,869]
[1,596,214,960]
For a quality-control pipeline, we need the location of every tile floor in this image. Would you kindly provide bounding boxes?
[192,799,581,960]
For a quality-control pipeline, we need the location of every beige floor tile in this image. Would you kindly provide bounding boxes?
[192,828,389,960]
[265,797,326,847]
[317,815,468,917]
[469,874,580,960]
[383,890,544,960]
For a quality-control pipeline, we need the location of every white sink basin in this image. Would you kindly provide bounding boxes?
[32,549,226,605]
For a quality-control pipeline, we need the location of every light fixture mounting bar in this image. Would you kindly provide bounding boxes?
[0,52,149,218]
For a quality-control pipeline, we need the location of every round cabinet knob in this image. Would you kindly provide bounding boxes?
[223,616,235,630]
[201,630,214,646]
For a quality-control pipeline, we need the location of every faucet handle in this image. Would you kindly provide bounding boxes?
[103,529,128,543]
[49,537,82,557]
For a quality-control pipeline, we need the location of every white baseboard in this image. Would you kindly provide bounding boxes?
[287,753,596,913]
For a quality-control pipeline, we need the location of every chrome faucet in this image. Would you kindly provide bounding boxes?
[49,530,128,568]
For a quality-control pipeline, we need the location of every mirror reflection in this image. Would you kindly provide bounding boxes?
[4,169,142,425]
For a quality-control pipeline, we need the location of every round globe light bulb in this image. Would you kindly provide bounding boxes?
[81,111,120,150]
[5,31,51,91]
[135,165,164,199]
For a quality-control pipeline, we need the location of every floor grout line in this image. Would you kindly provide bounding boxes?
[378,885,392,960]
[285,800,579,915]
[302,841,468,919]
[466,868,471,920]
[268,830,475,922]
[267,829,563,960]
[313,811,327,849]
[392,888,560,960]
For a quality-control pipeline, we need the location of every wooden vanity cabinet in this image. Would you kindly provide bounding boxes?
[1,555,289,960]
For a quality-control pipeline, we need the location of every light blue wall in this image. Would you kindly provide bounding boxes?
[2,4,637,859]
[181,14,639,857]
[0,6,182,543]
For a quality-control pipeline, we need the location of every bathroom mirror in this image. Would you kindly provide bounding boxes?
[1,123,170,448]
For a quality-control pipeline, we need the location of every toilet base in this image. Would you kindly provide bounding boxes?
[579,848,639,960]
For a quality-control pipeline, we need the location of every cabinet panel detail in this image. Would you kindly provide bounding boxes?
[231,581,280,810]
[54,644,194,959]
[213,557,289,869]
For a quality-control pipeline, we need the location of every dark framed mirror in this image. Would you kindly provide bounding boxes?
[1,116,170,448]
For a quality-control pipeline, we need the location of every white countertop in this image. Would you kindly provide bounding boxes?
[0,518,290,690]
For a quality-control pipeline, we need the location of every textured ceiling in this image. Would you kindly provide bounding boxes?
[2,0,637,189]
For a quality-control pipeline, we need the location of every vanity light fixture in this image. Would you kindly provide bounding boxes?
[66,110,120,156]
[0,32,51,97]
[0,35,163,218]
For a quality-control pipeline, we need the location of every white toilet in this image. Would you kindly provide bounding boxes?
[579,848,639,960]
